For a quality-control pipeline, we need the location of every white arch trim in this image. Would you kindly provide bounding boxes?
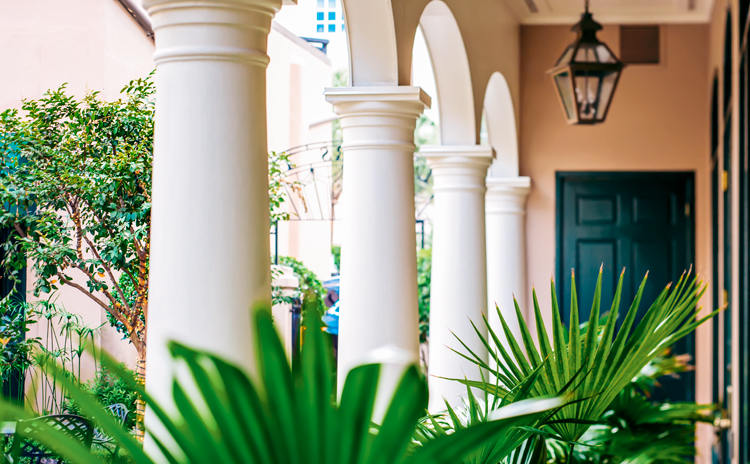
[342,0,399,86]
[419,1,475,145]
[484,72,519,178]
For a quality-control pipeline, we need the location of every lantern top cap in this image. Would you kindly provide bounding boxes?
[572,11,603,37]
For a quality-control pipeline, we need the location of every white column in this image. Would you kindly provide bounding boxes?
[422,145,492,411]
[485,177,531,348]
[325,87,429,414]
[144,0,279,402]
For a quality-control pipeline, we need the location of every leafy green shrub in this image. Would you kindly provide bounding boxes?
[331,245,341,273]
[63,364,139,430]
[417,248,431,343]
[277,256,326,317]
[0,298,38,404]
[0,78,154,359]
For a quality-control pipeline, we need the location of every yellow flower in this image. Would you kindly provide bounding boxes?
[0,337,11,347]
[98,272,105,278]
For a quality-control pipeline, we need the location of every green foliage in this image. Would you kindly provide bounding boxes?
[0,302,562,464]
[268,151,298,224]
[0,77,154,357]
[25,300,102,415]
[416,367,557,464]
[417,248,431,343]
[453,268,718,444]
[63,364,139,430]
[106,272,144,342]
[331,245,341,273]
[0,297,38,403]
[547,384,716,464]
[277,256,327,318]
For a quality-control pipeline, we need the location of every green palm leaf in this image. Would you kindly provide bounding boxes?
[0,297,561,463]
[454,268,719,442]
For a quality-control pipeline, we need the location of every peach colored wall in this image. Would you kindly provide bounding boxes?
[520,23,713,460]
[266,22,333,153]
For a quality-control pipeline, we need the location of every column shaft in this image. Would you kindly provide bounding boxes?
[325,87,429,415]
[485,177,531,349]
[422,145,492,411]
[144,0,280,402]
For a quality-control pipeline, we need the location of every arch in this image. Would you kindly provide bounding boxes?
[341,0,399,86]
[483,72,519,178]
[418,0,475,145]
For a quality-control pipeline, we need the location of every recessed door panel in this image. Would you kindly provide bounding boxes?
[557,172,694,402]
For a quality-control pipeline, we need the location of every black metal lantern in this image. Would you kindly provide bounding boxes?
[548,1,624,125]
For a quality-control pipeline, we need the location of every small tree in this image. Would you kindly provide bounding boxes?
[0,77,154,361]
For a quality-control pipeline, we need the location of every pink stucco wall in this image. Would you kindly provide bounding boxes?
[520,23,714,461]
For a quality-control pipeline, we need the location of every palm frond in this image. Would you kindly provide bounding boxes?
[455,268,718,442]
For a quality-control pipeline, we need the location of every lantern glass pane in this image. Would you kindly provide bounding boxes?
[554,71,576,121]
[595,71,619,121]
[574,73,603,121]
[595,44,617,63]
[556,45,575,65]
[574,43,618,64]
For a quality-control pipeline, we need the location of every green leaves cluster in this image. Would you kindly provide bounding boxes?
[62,364,139,430]
[417,248,431,343]
[0,77,154,358]
[454,269,718,443]
[276,256,327,318]
[0,303,562,464]
[269,151,297,224]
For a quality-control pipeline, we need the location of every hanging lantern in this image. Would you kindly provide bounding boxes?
[548,0,624,125]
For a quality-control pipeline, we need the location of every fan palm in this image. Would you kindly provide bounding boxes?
[546,385,716,464]
[0,301,562,464]
[450,268,718,443]
[415,365,553,464]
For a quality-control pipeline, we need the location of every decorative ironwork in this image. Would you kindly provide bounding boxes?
[11,414,94,462]
[277,141,433,223]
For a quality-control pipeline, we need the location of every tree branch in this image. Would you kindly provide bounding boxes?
[82,234,132,316]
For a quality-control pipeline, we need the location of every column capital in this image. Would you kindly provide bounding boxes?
[486,176,531,214]
[325,86,431,115]
[421,145,492,194]
[144,0,280,67]
[325,86,430,154]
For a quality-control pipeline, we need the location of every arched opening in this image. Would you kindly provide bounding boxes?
[483,72,519,178]
[341,0,398,86]
[417,0,476,145]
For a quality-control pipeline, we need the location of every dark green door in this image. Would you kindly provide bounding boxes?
[556,171,695,402]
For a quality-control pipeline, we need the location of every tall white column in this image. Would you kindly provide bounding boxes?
[422,145,492,411]
[144,0,279,403]
[325,87,429,414]
[485,177,531,348]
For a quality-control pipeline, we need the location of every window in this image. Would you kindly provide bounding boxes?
[328,11,335,20]
[329,0,336,7]
[317,24,324,33]
[317,0,324,7]
[342,23,345,31]
[328,24,336,32]
[317,12,324,20]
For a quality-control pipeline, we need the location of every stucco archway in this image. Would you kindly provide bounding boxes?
[483,72,519,178]
[418,0,476,145]
[341,0,399,86]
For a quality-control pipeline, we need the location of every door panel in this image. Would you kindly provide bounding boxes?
[557,172,695,402]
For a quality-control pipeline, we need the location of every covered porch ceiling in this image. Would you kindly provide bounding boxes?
[511,0,716,25]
